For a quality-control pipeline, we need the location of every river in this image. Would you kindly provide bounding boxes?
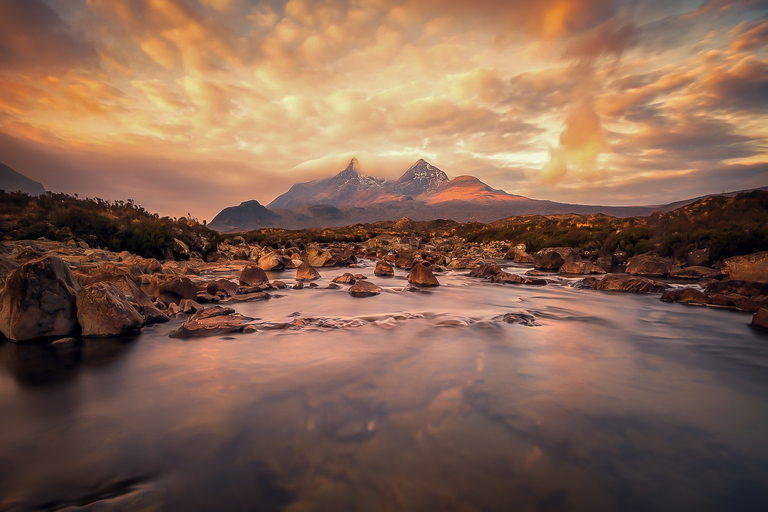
[1,263,767,511]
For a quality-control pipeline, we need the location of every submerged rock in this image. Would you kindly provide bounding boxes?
[408,263,440,287]
[349,280,382,297]
[0,256,81,341]
[76,282,144,337]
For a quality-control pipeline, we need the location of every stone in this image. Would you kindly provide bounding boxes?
[687,248,711,267]
[626,253,674,277]
[296,262,321,281]
[0,256,81,341]
[468,264,503,279]
[583,274,668,294]
[169,313,254,339]
[660,288,708,304]
[559,261,606,275]
[752,308,768,330]
[723,252,768,282]
[333,273,356,284]
[239,264,269,286]
[504,248,534,264]
[272,280,287,289]
[669,266,722,280]
[158,276,198,301]
[305,246,332,267]
[533,248,576,270]
[0,255,19,285]
[171,238,190,260]
[191,306,235,320]
[704,279,768,297]
[257,252,285,271]
[490,272,525,284]
[206,279,239,298]
[408,263,440,287]
[76,282,144,337]
[178,299,203,314]
[326,283,341,289]
[349,280,383,297]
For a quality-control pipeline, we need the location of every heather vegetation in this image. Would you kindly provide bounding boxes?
[0,191,221,259]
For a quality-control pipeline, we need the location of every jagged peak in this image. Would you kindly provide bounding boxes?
[337,158,361,176]
[397,158,449,183]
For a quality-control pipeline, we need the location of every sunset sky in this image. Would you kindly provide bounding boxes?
[0,0,767,221]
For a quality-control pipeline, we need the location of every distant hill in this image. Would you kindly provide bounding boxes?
[0,162,45,196]
[209,158,767,232]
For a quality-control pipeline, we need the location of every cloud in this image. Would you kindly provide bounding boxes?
[542,101,607,183]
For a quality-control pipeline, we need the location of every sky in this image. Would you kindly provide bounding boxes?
[0,0,767,221]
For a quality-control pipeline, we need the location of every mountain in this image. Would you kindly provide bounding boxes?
[0,162,45,196]
[209,158,764,232]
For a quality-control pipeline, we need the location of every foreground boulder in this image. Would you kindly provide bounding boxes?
[374,261,394,277]
[533,248,575,270]
[723,252,768,282]
[239,264,269,286]
[580,274,668,294]
[753,308,768,330]
[408,263,440,287]
[76,282,144,336]
[349,281,382,297]
[77,268,167,324]
[626,253,674,277]
[0,256,81,341]
[296,262,321,281]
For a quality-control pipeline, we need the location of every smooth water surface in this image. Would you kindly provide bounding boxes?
[2,264,768,511]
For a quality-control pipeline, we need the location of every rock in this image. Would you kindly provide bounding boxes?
[504,248,534,264]
[500,311,537,326]
[660,288,708,304]
[704,279,768,297]
[76,282,144,336]
[239,264,269,286]
[0,255,19,285]
[687,248,711,267]
[305,246,332,267]
[296,262,321,281]
[374,261,394,276]
[171,238,190,260]
[326,283,341,289]
[447,257,481,269]
[349,280,383,297]
[169,313,254,339]
[394,252,415,270]
[723,252,768,282]
[752,308,768,330]
[191,306,235,320]
[206,279,239,298]
[257,251,285,271]
[293,281,304,290]
[669,266,722,280]
[408,263,440,287]
[582,274,668,294]
[158,276,198,301]
[626,253,674,277]
[468,264,503,279]
[196,292,217,303]
[0,256,81,341]
[272,280,287,289]
[559,261,606,275]
[490,272,525,284]
[333,273,356,284]
[140,258,164,274]
[74,266,167,324]
[533,248,576,270]
[178,299,203,314]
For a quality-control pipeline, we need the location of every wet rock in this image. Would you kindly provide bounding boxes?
[533,247,575,270]
[76,282,144,337]
[669,266,722,280]
[293,281,304,290]
[408,263,440,287]
[447,257,481,269]
[522,277,548,286]
[169,313,254,339]
[196,292,217,303]
[626,253,674,277]
[296,262,321,281]
[374,261,394,277]
[257,251,285,271]
[394,252,415,270]
[305,246,332,267]
[468,264,503,279]
[559,261,606,275]
[504,248,534,264]
[191,306,235,320]
[660,288,709,305]
[349,280,382,297]
[333,273,356,284]
[326,283,341,289]
[752,308,768,330]
[500,311,538,326]
[0,255,19,285]
[490,272,525,284]
[239,264,269,286]
[206,279,238,298]
[704,279,768,297]
[0,256,81,341]
[178,299,203,314]
[581,274,668,294]
[272,280,287,289]
[723,252,768,282]
[158,276,198,301]
[77,268,167,324]
[227,291,270,302]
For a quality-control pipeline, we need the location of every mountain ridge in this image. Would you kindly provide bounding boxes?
[0,162,46,196]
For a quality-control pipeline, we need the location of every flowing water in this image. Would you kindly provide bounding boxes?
[1,264,768,511]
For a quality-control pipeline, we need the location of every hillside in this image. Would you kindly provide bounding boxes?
[0,162,45,196]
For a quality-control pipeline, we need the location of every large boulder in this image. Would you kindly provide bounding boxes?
[305,246,332,267]
[723,252,768,283]
[239,264,269,286]
[296,262,321,281]
[172,238,190,260]
[752,308,768,330]
[533,248,575,270]
[374,261,394,277]
[0,256,81,341]
[158,276,198,301]
[504,247,534,264]
[258,251,285,271]
[349,281,382,297]
[408,263,440,287]
[76,267,167,324]
[76,282,144,337]
[626,253,674,277]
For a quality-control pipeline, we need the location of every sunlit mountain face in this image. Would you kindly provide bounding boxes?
[0,0,766,221]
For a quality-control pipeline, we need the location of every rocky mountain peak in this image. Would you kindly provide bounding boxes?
[392,158,450,196]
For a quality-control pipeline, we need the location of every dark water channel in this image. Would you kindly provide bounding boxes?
[2,264,768,511]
